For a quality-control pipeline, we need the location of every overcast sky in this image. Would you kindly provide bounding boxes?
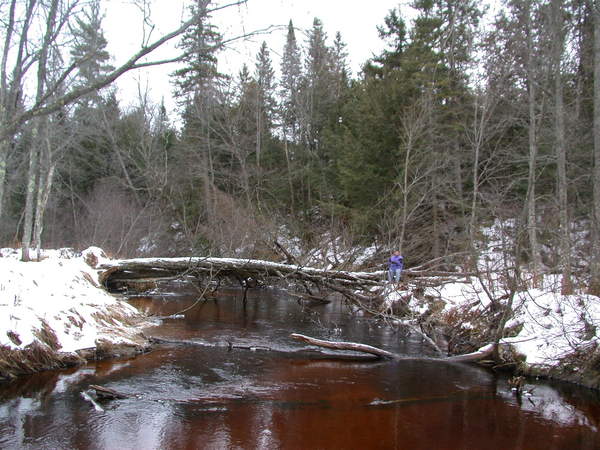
[104,0,408,113]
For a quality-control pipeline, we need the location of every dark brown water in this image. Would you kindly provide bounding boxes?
[1,288,599,450]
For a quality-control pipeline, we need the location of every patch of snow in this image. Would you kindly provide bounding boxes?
[501,290,600,366]
[0,247,146,355]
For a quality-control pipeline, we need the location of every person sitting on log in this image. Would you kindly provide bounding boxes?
[387,250,403,283]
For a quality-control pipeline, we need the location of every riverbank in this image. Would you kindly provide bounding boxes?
[0,247,151,382]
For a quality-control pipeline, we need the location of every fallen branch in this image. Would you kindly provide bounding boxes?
[147,333,493,364]
[290,333,495,364]
[445,343,496,363]
[290,333,399,359]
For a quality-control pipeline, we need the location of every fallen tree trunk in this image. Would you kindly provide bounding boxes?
[98,256,384,291]
[290,333,495,364]
[97,256,474,292]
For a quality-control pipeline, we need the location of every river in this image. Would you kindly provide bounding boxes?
[1,287,599,449]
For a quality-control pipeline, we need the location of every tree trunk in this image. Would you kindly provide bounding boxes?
[283,137,295,214]
[33,157,56,258]
[0,141,7,220]
[21,0,59,261]
[525,6,542,285]
[0,0,35,222]
[21,132,39,262]
[468,93,487,269]
[592,0,600,295]
[553,0,572,294]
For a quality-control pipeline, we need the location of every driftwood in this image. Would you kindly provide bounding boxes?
[290,333,495,364]
[89,384,130,400]
[290,333,398,359]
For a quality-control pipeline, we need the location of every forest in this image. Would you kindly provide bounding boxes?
[1,0,599,296]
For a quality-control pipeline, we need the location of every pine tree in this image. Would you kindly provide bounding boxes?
[172,0,221,100]
[280,20,302,143]
[301,17,332,152]
[70,1,114,93]
[254,41,276,168]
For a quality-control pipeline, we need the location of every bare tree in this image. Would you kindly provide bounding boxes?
[396,97,430,252]
[0,0,37,220]
[0,0,245,259]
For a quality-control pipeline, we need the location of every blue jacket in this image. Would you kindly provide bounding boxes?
[389,255,403,270]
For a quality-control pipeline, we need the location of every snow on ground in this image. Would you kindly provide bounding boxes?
[0,247,147,354]
[501,285,600,366]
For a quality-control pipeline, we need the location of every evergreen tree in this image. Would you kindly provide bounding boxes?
[280,20,302,143]
[172,0,221,100]
[254,41,276,168]
[70,0,113,92]
[364,7,407,75]
[301,17,333,153]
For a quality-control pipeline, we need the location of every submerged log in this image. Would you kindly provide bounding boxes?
[147,333,493,364]
[81,391,104,411]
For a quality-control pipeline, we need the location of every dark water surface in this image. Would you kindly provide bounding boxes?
[1,288,599,449]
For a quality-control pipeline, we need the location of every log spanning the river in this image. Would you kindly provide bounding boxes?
[97,256,473,292]
[98,256,387,291]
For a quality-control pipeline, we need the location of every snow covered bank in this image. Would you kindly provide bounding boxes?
[373,216,600,389]
[428,276,600,361]
[378,275,600,388]
[0,247,150,381]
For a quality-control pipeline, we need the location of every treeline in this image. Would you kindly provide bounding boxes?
[1,0,600,292]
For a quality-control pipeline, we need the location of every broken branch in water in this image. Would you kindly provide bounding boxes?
[88,384,130,400]
[81,391,104,411]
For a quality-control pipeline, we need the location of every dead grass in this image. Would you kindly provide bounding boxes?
[0,342,84,382]
[32,320,61,351]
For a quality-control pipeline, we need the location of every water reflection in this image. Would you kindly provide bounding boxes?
[0,289,599,449]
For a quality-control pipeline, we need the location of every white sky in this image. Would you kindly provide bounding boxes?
[104,0,407,113]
